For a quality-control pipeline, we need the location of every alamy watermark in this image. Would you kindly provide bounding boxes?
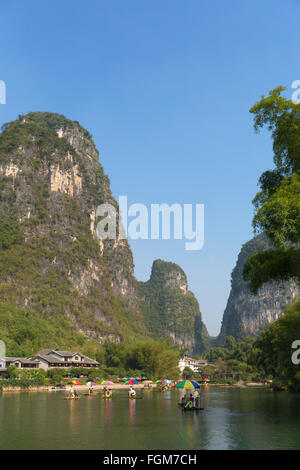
[0,340,6,365]
[291,80,300,104]
[0,80,6,104]
[291,340,300,365]
[95,196,204,251]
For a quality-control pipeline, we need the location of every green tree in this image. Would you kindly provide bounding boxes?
[225,336,237,351]
[243,87,300,292]
[253,300,300,391]
[127,339,180,378]
[182,366,195,379]
[6,365,18,378]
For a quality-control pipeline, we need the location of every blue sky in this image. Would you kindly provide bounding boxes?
[1,0,299,335]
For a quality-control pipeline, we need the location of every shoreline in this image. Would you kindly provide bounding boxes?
[0,382,267,393]
[1,383,159,393]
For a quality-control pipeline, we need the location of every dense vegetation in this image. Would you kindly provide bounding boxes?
[206,301,300,391]
[202,336,266,384]
[252,300,300,392]
[243,87,300,292]
[0,302,104,358]
[99,338,181,379]
[0,112,95,164]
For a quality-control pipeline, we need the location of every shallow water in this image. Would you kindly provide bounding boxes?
[0,386,299,449]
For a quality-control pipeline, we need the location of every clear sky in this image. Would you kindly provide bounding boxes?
[1,0,299,336]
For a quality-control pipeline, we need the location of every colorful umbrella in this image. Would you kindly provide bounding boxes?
[86,381,95,386]
[101,381,114,386]
[156,379,166,383]
[69,380,81,385]
[125,379,138,385]
[176,380,200,389]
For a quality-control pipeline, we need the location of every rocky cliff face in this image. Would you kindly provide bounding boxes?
[138,259,210,354]
[0,112,146,343]
[218,234,300,344]
[0,112,209,352]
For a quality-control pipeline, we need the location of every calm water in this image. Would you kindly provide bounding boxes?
[0,386,299,450]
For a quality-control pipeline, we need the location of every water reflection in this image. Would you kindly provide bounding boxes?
[128,398,136,428]
[0,387,300,449]
[104,398,112,429]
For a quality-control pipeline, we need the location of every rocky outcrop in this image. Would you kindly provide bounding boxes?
[138,259,210,354]
[218,234,300,344]
[0,112,209,350]
[0,112,145,343]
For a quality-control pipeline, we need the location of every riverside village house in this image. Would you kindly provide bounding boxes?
[1,349,99,374]
[178,355,208,374]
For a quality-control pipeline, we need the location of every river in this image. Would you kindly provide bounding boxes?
[0,386,299,449]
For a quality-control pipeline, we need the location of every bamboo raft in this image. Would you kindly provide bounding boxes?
[178,403,204,411]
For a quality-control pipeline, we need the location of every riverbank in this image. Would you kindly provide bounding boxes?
[0,382,267,393]
[1,383,159,393]
[202,381,266,388]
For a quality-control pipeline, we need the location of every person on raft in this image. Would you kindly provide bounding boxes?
[128,386,136,399]
[103,387,112,398]
[180,394,187,406]
[184,393,194,409]
[194,390,200,408]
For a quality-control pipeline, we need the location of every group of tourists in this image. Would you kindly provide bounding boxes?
[68,385,79,399]
[180,390,201,409]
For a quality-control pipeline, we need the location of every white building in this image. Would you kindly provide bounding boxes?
[178,355,208,373]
